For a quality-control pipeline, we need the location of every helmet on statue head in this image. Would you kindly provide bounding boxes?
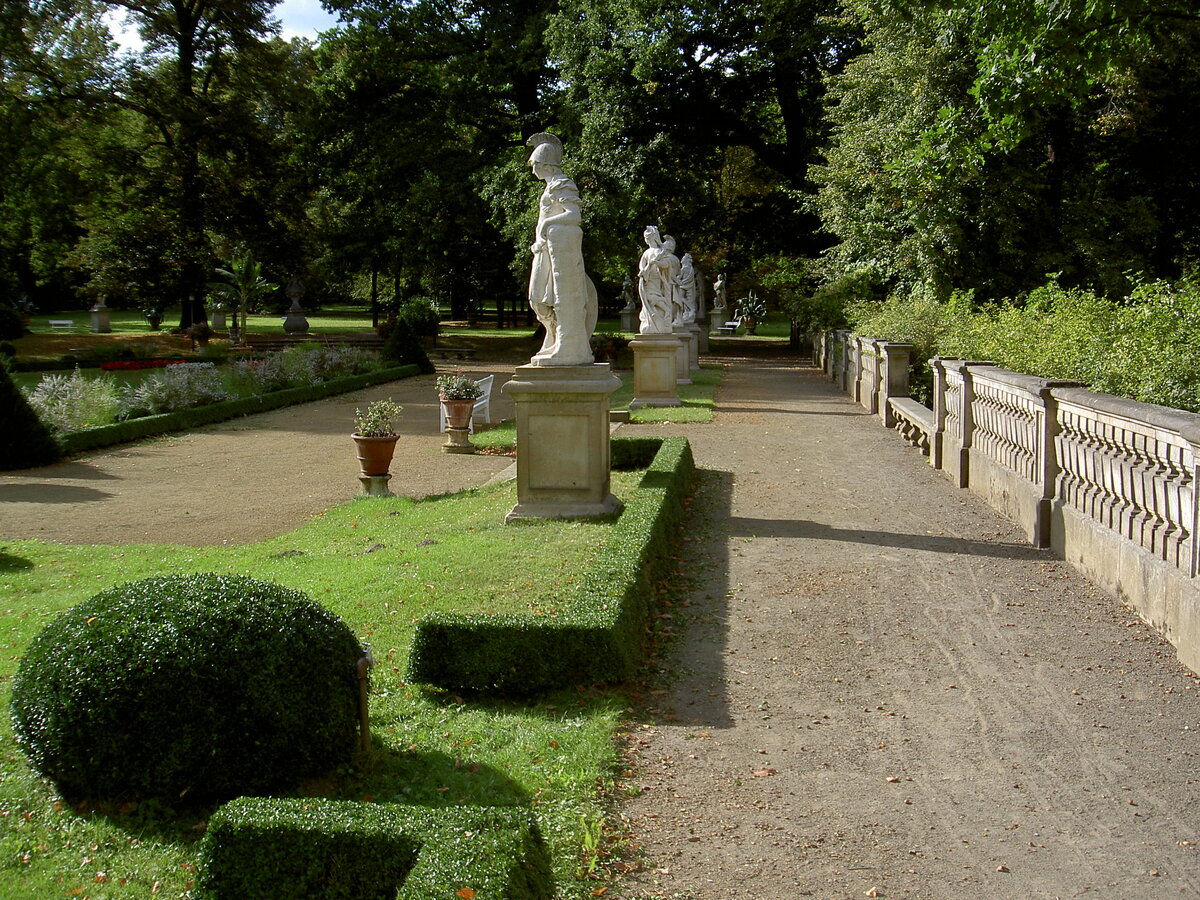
[527,132,563,166]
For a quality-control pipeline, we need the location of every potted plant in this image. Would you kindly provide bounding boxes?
[739,292,767,335]
[436,372,483,432]
[352,399,404,476]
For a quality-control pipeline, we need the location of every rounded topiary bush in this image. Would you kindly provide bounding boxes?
[10,574,364,802]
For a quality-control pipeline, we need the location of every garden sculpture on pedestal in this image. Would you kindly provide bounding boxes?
[526,132,598,366]
[637,225,675,334]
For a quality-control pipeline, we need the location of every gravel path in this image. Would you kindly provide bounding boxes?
[0,364,516,545]
[610,352,1200,899]
[4,349,1199,899]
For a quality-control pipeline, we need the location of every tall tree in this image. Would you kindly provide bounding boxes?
[309,0,560,322]
[544,0,859,289]
[815,0,1200,301]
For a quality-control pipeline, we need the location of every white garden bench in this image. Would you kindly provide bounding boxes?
[48,319,76,332]
[439,374,493,434]
[715,316,741,335]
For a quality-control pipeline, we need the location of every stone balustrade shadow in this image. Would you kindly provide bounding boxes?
[724,514,1048,561]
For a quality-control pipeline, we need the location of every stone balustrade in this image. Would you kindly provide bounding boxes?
[819,329,1200,673]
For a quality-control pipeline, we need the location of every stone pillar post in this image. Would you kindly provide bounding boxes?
[673,329,693,384]
[878,342,914,426]
[501,364,624,522]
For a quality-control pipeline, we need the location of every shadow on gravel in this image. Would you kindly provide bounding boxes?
[0,483,113,504]
[725,514,1046,561]
[638,469,735,730]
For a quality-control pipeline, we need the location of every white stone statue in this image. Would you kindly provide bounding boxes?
[637,226,674,334]
[526,132,598,366]
[678,252,698,326]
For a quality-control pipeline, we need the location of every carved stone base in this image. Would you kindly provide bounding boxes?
[358,474,393,497]
[441,426,475,453]
[629,333,681,408]
[501,363,624,522]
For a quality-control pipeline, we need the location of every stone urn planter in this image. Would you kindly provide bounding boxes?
[352,399,403,492]
[439,398,474,431]
[351,434,400,476]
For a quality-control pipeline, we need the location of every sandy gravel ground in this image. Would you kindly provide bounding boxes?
[3,348,1199,900]
[0,364,516,545]
[610,354,1200,900]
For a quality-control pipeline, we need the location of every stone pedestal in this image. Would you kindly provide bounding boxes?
[629,333,681,408]
[696,314,709,353]
[620,308,637,333]
[442,427,475,454]
[686,324,701,369]
[90,306,111,334]
[359,474,393,497]
[502,364,623,522]
[673,329,694,384]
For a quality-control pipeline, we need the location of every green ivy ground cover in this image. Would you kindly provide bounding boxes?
[0,464,672,899]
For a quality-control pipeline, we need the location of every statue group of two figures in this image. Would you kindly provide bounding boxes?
[636,226,704,335]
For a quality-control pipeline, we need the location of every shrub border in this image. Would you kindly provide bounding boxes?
[406,435,696,694]
[196,798,553,900]
[59,364,419,455]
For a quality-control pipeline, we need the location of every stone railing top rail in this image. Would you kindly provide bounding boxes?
[969,365,1081,397]
[930,357,995,374]
[1053,385,1200,447]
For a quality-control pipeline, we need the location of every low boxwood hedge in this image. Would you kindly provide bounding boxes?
[196,798,553,900]
[58,363,419,455]
[10,574,365,801]
[406,435,694,694]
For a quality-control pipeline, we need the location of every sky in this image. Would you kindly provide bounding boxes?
[107,0,342,51]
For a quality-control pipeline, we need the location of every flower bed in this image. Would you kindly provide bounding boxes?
[99,359,187,371]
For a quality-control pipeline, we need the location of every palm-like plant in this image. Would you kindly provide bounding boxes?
[208,250,278,343]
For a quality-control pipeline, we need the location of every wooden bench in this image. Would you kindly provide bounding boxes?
[48,319,76,332]
[888,397,934,456]
[432,347,476,360]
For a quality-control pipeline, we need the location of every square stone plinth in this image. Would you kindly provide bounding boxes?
[502,364,624,522]
[629,333,681,408]
[673,330,693,384]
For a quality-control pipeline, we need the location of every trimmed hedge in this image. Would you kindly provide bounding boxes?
[10,574,364,801]
[406,436,695,694]
[196,798,553,900]
[58,363,420,455]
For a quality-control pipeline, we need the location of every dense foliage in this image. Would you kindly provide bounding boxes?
[849,276,1200,413]
[10,573,364,801]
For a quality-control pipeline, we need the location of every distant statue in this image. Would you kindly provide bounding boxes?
[526,132,598,366]
[712,274,728,315]
[678,252,698,326]
[621,274,638,312]
[637,226,674,333]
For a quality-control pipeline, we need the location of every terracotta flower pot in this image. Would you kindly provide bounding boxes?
[352,434,399,476]
[440,398,474,431]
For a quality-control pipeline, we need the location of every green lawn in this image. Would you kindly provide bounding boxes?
[0,473,654,899]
